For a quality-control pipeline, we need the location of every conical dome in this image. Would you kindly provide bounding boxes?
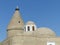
[7,7,24,30]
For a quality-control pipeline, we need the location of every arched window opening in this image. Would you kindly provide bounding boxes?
[32,26,35,31]
[28,26,30,31]
[47,42,55,45]
[18,21,20,23]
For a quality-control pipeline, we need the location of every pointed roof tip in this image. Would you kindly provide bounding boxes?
[15,6,19,11]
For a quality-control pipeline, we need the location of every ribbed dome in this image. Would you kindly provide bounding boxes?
[33,27,56,37]
[26,21,35,25]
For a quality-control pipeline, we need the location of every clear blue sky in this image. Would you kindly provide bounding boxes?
[0,0,60,42]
